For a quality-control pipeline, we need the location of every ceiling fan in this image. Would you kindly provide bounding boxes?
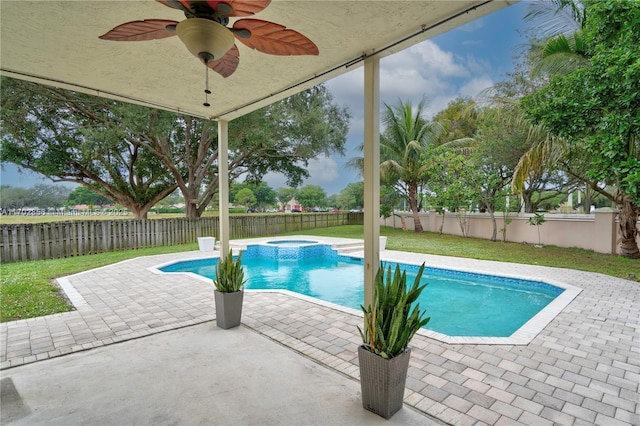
[99,0,319,79]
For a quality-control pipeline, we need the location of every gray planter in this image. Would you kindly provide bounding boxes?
[214,289,243,329]
[358,345,411,419]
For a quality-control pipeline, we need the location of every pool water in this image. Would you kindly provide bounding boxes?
[160,252,564,337]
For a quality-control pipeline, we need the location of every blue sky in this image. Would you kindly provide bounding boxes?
[1,1,529,196]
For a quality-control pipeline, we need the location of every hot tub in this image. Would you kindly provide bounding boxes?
[245,240,331,260]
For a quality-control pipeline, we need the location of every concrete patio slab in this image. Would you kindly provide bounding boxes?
[1,323,433,425]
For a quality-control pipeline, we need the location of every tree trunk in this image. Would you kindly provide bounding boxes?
[617,198,640,259]
[407,184,423,233]
[489,209,497,242]
[179,173,220,219]
[128,205,149,219]
[185,202,199,219]
[112,196,153,220]
[522,192,535,213]
[181,179,206,219]
[584,186,591,213]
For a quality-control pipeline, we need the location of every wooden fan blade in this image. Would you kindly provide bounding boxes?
[232,19,319,56]
[99,20,178,41]
[207,44,239,78]
[156,0,191,13]
[206,0,270,17]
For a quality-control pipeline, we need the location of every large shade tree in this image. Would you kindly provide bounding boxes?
[1,79,350,218]
[296,184,327,210]
[520,0,640,258]
[230,181,276,211]
[1,80,178,218]
[467,106,533,240]
[275,187,298,206]
[338,182,364,211]
[422,147,476,233]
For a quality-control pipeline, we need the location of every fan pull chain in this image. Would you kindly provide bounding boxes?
[203,66,211,107]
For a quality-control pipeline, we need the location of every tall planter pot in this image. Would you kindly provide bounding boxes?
[214,289,243,329]
[379,236,387,251]
[358,345,411,419]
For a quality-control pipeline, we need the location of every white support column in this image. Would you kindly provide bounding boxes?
[363,56,380,309]
[218,120,230,260]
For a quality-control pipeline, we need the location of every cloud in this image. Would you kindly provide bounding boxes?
[407,41,469,78]
[326,37,493,131]
[262,172,287,190]
[305,155,340,183]
[326,70,363,106]
[463,55,492,75]
[459,76,495,99]
[261,155,345,194]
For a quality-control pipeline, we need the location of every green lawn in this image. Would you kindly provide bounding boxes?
[1,225,637,322]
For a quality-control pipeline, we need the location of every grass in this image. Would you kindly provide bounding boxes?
[1,225,637,322]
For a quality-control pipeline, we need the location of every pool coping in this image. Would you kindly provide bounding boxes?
[147,237,582,345]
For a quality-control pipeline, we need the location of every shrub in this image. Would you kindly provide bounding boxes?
[358,263,430,359]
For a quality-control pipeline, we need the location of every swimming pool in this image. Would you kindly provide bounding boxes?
[159,243,566,338]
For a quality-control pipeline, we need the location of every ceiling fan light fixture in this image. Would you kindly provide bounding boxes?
[176,18,235,63]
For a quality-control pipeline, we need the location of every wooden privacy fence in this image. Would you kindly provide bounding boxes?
[0,213,362,263]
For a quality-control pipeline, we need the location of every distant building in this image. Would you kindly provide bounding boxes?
[277,198,301,212]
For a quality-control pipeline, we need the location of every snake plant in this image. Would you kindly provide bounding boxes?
[213,250,247,293]
[358,263,430,359]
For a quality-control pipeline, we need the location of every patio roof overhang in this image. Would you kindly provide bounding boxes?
[0,0,512,121]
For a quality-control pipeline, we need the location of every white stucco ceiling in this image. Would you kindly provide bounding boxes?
[0,1,514,121]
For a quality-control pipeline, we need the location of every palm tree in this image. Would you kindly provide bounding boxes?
[526,0,589,77]
[379,99,442,233]
[347,99,475,233]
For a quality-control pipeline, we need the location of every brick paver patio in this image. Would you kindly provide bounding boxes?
[1,237,638,425]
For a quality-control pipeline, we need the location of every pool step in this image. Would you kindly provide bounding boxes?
[226,242,247,253]
[331,242,364,255]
